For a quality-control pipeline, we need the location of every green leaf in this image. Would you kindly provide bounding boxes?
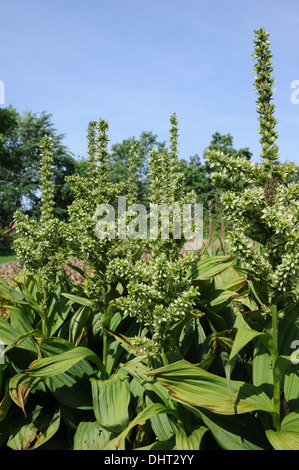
[225,327,273,401]
[184,404,269,450]
[135,438,176,450]
[266,413,299,450]
[277,306,299,410]
[0,317,37,354]
[274,355,296,386]
[198,289,240,315]
[175,426,208,450]
[91,373,131,433]
[9,373,41,416]
[192,255,236,280]
[7,404,60,450]
[148,360,274,415]
[105,328,145,357]
[46,360,95,410]
[73,421,125,450]
[123,358,179,441]
[2,329,43,356]
[62,293,94,308]
[229,327,273,364]
[123,357,175,407]
[46,295,73,337]
[0,381,12,422]
[115,403,177,449]
[14,282,44,316]
[21,346,104,377]
[0,317,24,346]
[145,394,178,441]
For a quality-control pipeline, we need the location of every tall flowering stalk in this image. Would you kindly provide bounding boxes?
[66,119,122,271]
[205,28,299,431]
[109,114,199,361]
[127,139,139,207]
[13,136,69,333]
[14,136,68,283]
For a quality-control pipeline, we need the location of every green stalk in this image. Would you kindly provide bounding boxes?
[41,296,48,337]
[102,331,108,368]
[271,303,280,431]
[161,346,169,366]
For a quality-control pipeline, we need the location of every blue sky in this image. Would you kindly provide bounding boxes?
[1,0,299,165]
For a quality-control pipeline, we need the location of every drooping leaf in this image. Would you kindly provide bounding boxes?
[0,317,36,352]
[115,403,177,449]
[0,381,12,422]
[266,412,299,450]
[175,426,208,450]
[148,360,274,415]
[91,373,131,433]
[2,329,43,356]
[183,404,270,450]
[9,373,41,416]
[7,404,60,450]
[225,327,273,400]
[21,346,104,377]
[62,293,94,308]
[145,394,178,441]
[191,255,236,281]
[123,358,176,407]
[46,360,95,410]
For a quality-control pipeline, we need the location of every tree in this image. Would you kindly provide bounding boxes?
[0,107,77,249]
[0,106,20,248]
[108,131,166,204]
[202,132,253,243]
[180,154,212,205]
[203,132,252,165]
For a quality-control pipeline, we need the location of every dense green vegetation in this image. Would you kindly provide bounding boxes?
[0,28,298,451]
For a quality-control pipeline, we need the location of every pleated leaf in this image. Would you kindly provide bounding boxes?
[73,421,125,450]
[91,373,130,433]
[0,316,37,354]
[184,404,269,450]
[175,426,208,450]
[148,360,274,415]
[21,346,104,377]
[191,255,236,280]
[266,413,299,450]
[145,394,178,441]
[115,403,177,449]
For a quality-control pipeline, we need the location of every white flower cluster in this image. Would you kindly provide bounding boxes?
[107,252,199,354]
[205,29,299,302]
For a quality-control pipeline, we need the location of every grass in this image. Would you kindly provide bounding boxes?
[0,252,17,265]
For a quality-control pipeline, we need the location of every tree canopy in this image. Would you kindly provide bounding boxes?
[0,106,76,226]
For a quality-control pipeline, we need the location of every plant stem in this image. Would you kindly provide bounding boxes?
[102,331,108,368]
[271,303,281,431]
[161,346,169,366]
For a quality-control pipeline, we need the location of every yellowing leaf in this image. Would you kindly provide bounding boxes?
[148,360,274,415]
